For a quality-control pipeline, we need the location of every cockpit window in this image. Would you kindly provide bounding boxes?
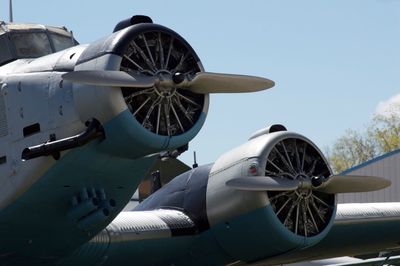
[49,33,75,52]
[10,32,52,58]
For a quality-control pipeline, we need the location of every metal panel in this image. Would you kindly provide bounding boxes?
[338,150,400,203]
[106,209,196,241]
[0,92,8,137]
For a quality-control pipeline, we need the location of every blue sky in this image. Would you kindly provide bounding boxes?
[2,1,399,165]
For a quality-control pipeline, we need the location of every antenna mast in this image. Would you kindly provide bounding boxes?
[192,151,198,169]
[9,0,13,22]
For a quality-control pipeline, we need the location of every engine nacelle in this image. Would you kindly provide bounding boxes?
[71,22,209,158]
[206,130,336,262]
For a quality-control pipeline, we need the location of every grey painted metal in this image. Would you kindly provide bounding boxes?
[72,53,128,124]
[0,24,86,210]
[0,92,7,137]
[327,255,400,266]
[226,175,300,191]
[62,70,156,87]
[0,66,84,209]
[97,209,195,242]
[315,175,391,194]
[282,257,363,266]
[249,202,400,266]
[248,124,287,140]
[63,70,274,94]
[338,150,400,203]
[206,130,334,229]
[335,202,400,224]
[186,72,274,94]
[284,256,400,266]
[226,174,390,194]
[206,132,273,226]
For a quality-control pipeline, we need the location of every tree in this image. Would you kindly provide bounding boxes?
[368,105,400,154]
[326,130,376,174]
[327,102,400,174]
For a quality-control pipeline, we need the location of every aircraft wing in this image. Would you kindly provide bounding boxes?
[99,209,197,239]
[249,202,400,266]
[60,209,200,265]
[282,255,400,266]
[60,203,400,266]
[329,255,400,266]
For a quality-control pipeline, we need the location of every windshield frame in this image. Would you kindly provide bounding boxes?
[8,28,78,59]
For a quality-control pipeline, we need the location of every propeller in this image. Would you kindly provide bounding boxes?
[312,175,391,194]
[226,174,391,194]
[62,70,275,94]
[62,70,155,88]
[226,176,300,191]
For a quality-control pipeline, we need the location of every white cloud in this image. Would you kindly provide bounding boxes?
[375,94,400,116]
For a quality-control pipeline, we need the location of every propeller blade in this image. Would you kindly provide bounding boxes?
[62,70,156,88]
[315,175,391,194]
[187,72,275,94]
[62,70,275,94]
[226,176,299,191]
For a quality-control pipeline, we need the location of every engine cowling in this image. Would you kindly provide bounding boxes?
[206,129,336,262]
[70,22,209,158]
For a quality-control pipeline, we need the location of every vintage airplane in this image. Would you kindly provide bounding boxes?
[0,13,398,266]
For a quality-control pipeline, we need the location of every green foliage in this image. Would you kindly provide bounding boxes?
[327,103,400,174]
[368,109,400,154]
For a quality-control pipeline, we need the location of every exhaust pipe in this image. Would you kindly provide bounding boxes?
[21,118,104,161]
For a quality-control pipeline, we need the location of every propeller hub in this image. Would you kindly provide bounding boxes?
[311,176,324,188]
[172,72,185,84]
[154,70,176,97]
[296,175,313,198]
